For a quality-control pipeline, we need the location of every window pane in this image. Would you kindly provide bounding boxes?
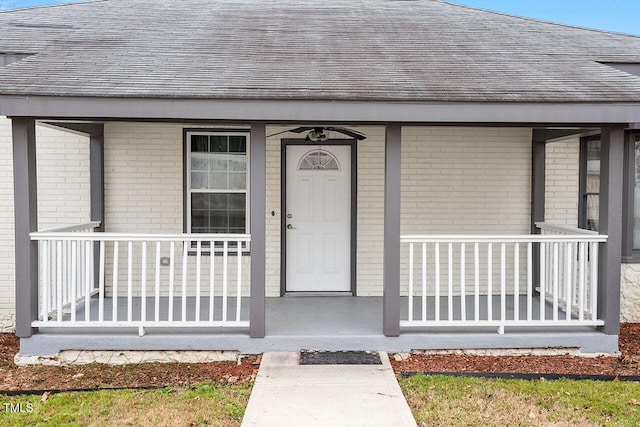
[191,135,208,152]
[191,172,209,189]
[586,194,599,232]
[210,154,229,172]
[190,193,246,234]
[211,136,228,152]
[229,136,246,152]
[229,172,246,189]
[229,154,246,172]
[633,141,640,249]
[210,172,228,189]
[586,140,600,194]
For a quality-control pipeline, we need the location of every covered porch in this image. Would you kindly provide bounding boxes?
[10,113,627,356]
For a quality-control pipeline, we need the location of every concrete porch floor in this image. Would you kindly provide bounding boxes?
[19,296,618,356]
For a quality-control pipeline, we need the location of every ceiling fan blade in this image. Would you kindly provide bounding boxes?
[325,127,367,140]
[266,127,313,138]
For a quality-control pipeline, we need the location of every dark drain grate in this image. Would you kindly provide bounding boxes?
[299,350,382,365]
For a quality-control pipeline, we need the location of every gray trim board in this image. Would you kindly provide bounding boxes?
[2,96,639,124]
[280,139,358,296]
[598,127,624,336]
[249,123,266,338]
[43,122,104,136]
[383,125,401,337]
[12,118,38,338]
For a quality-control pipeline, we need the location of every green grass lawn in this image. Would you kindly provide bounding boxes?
[0,382,252,427]
[399,374,640,426]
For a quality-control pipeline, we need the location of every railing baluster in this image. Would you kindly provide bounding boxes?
[434,243,440,322]
[141,241,147,323]
[112,241,119,322]
[181,241,188,322]
[85,241,92,322]
[474,242,479,322]
[127,241,133,323]
[71,241,77,322]
[552,242,559,322]
[460,243,466,322]
[448,243,453,321]
[195,241,202,323]
[41,241,49,322]
[421,243,427,322]
[578,242,586,321]
[62,241,67,313]
[590,242,599,320]
[98,241,105,322]
[408,243,414,322]
[500,243,506,325]
[514,243,519,321]
[168,241,175,322]
[56,241,62,322]
[487,243,492,321]
[154,242,161,322]
[565,243,573,320]
[527,242,532,322]
[209,240,215,322]
[539,242,546,321]
[236,240,242,322]
[222,241,228,323]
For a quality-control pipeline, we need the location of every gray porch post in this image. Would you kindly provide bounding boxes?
[598,127,624,335]
[90,126,105,231]
[90,126,105,290]
[530,137,546,290]
[12,117,38,338]
[530,138,546,233]
[383,124,401,337]
[249,123,266,338]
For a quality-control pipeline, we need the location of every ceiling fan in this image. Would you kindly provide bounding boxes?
[266,126,367,141]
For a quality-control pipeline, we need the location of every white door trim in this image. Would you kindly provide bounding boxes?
[281,139,357,295]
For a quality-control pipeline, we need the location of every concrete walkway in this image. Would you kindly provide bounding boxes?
[241,352,417,427]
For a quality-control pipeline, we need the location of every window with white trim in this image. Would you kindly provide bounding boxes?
[185,130,249,244]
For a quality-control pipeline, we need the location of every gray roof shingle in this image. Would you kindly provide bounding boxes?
[1,0,640,102]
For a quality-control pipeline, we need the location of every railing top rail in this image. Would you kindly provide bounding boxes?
[400,234,608,243]
[30,231,251,242]
[535,222,599,236]
[37,221,101,233]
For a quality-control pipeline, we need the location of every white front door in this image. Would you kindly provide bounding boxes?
[285,145,351,292]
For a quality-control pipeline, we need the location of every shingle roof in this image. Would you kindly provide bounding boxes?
[1,0,640,102]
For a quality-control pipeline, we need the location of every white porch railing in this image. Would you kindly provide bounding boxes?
[34,222,101,323]
[30,227,250,335]
[401,229,607,333]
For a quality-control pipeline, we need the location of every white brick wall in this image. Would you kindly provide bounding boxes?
[0,117,90,331]
[544,138,580,226]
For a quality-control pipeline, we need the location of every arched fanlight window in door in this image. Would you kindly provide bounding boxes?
[297,149,340,171]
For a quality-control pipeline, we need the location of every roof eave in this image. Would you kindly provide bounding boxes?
[0,95,638,126]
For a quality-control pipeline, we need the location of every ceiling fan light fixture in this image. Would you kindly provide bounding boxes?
[306,129,328,142]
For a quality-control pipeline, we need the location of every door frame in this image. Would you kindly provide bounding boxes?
[281,139,358,296]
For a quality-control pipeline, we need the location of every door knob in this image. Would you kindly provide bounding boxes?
[287,224,296,229]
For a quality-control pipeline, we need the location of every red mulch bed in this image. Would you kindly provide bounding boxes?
[0,333,259,392]
[391,323,640,377]
[1,324,639,392]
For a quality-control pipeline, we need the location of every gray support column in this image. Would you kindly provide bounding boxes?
[598,127,624,335]
[90,126,105,230]
[530,138,546,291]
[12,118,38,338]
[90,127,105,290]
[530,139,546,233]
[383,124,401,337]
[249,123,266,338]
